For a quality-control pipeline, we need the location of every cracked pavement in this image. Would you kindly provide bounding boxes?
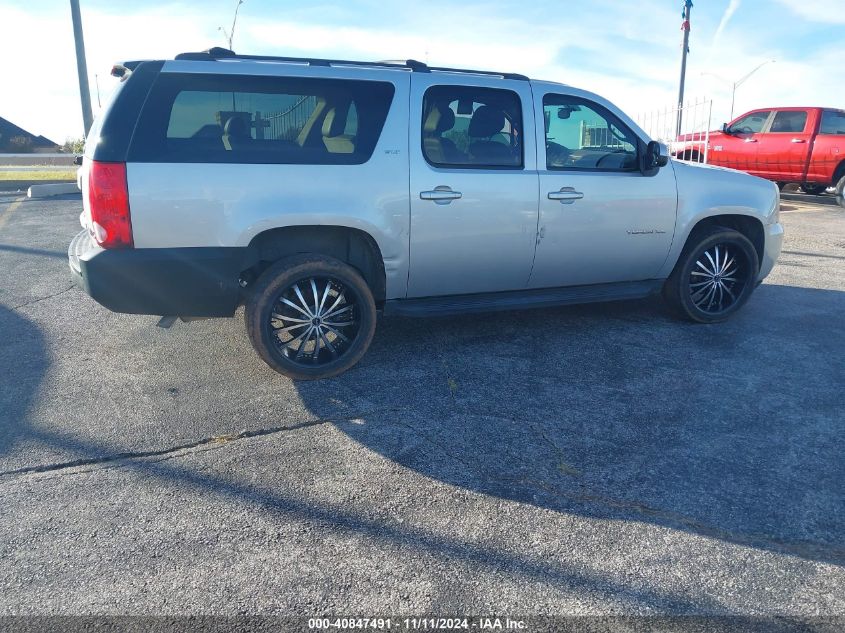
[0,195,843,616]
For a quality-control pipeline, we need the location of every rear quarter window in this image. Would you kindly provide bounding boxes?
[129,73,395,165]
[86,61,164,162]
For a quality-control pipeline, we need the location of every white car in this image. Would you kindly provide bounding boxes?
[69,47,783,379]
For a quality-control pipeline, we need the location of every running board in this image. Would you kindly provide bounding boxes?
[383,280,663,318]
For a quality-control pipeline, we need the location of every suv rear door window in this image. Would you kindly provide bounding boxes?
[131,74,394,164]
[421,85,523,168]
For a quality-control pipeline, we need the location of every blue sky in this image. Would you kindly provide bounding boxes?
[1,0,843,143]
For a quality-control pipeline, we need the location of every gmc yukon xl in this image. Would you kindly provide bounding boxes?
[69,48,783,379]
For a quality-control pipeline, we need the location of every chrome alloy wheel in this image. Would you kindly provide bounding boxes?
[267,277,359,366]
[688,244,748,314]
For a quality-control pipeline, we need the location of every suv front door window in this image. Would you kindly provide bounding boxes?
[543,98,638,172]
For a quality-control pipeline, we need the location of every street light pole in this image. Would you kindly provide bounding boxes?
[730,59,776,119]
[69,0,94,136]
[702,60,776,121]
[219,0,245,50]
[730,83,736,121]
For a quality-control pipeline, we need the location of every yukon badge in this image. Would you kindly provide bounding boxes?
[627,229,667,235]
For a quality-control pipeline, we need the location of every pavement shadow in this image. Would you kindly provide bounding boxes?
[0,295,719,612]
[0,243,66,259]
[0,306,48,460]
[294,283,845,566]
[1,281,841,610]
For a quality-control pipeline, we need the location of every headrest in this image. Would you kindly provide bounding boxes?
[468,106,505,138]
[424,106,456,135]
[322,103,351,137]
[224,116,249,138]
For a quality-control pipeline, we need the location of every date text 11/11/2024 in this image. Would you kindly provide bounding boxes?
[307,617,528,630]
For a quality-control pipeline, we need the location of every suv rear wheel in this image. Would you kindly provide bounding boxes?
[245,255,377,380]
[663,227,759,323]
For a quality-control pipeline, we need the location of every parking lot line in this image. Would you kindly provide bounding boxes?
[0,196,25,232]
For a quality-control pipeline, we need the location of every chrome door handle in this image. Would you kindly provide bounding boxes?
[791,138,806,143]
[548,187,584,204]
[420,186,462,204]
[744,138,758,143]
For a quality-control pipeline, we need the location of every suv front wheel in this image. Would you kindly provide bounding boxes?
[245,255,377,380]
[663,227,760,323]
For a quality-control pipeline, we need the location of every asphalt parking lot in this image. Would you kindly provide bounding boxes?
[0,194,843,619]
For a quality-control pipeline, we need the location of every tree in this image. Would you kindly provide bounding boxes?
[63,137,86,154]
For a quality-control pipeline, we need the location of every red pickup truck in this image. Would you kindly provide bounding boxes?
[675,107,845,202]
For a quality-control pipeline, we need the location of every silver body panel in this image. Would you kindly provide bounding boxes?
[407,73,538,297]
[660,161,782,280]
[127,61,412,299]
[529,83,678,288]
[117,61,781,301]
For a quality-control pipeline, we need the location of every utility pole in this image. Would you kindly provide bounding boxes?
[70,0,94,136]
[676,0,693,137]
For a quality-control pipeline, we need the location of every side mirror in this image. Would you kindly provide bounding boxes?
[721,122,732,135]
[643,140,668,175]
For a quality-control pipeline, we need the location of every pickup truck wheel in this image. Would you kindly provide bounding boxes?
[663,228,759,323]
[245,255,377,380]
[835,175,845,209]
[801,184,826,195]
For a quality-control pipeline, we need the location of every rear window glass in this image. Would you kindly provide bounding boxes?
[130,74,394,164]
[820,110,845,135]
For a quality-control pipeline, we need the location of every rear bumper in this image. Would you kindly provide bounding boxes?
[68,229,250,317]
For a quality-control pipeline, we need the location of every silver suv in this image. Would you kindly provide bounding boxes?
[69,47,783,379]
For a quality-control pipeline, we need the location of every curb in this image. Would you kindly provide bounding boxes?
[780,192,839,207]
[27,183,80,199]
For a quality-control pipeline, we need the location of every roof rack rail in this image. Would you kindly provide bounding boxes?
[173,48,529,81]
[426,65,528,81]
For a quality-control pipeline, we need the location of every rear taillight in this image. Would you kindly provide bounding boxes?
[88,161,132,249]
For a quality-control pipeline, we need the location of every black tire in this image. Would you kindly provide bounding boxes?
[245,255,377,380]
[801,183,826,195]
[663,227,760,323]
[835,175,845,209]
